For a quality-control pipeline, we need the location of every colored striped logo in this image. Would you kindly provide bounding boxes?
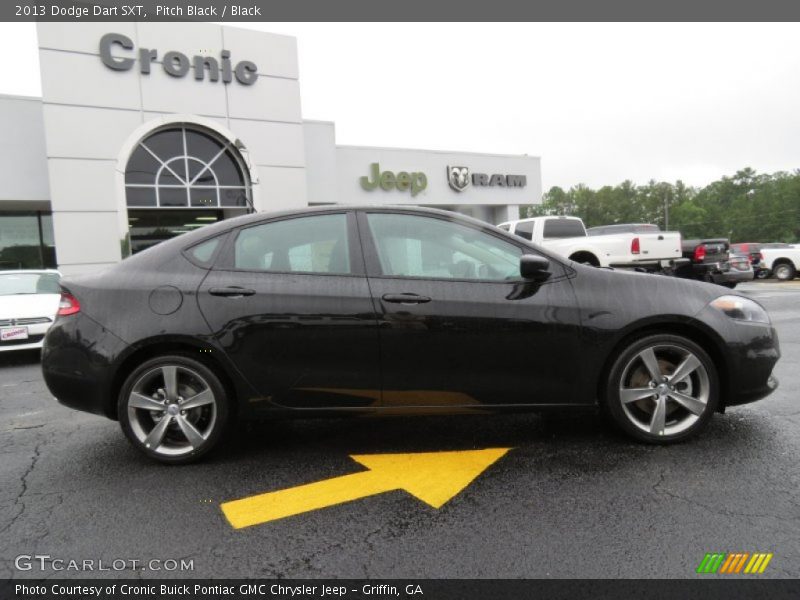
[696,552,773,574]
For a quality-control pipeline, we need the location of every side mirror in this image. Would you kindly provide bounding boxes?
[520,254,551,281]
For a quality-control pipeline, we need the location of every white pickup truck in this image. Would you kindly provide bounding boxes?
[497,216,683,272]
[760,245,800,280]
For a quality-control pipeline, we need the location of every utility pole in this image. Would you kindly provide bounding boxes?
[664,189,670,231]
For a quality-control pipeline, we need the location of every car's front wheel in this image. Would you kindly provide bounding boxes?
[118,355,230,464]
[604,334,719,443]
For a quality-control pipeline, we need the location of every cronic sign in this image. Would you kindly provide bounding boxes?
[99,33,258,85]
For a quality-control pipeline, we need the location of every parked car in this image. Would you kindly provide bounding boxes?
[42,207,779,464]
[498,216,684,273]
[0,270,62,352]
[731,243,769,279]
[760,245,800,281]
[724,252,755,288]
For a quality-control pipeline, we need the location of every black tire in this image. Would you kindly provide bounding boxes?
[603,334,719,444]
[773,262,796,281]
[118,354,230,464]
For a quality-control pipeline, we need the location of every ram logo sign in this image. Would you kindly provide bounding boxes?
[447,166,471,192]
[446,166,527,192]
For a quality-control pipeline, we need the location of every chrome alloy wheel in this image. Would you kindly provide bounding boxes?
[774,264,793,281]
[126,365,217,457]
[618,344,711,437]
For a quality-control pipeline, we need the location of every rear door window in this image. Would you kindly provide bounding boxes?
[233,214,352,274]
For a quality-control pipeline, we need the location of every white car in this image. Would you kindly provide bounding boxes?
[0,270,62,352]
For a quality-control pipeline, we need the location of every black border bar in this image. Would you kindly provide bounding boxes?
[3,579,800,600]
[5,0,800,22]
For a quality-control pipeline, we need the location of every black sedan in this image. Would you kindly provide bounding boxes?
[42,207,780,463]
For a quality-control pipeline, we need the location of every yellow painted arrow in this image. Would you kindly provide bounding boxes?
[221,448,510,529]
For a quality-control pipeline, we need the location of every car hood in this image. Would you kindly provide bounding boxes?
[569,263,727,316]
[0,294,60,319]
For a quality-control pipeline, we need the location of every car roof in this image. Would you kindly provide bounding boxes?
[197,205,491,236]
[116,205,510,267]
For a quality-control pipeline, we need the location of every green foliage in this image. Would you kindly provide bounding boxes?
[120,233,131,259]
[524,168,800,242]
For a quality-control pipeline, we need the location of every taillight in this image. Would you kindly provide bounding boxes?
[693,245,706,262]
[631,237,640,255]
[57,293,81,316]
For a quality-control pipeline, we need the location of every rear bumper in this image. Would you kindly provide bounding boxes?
[41,313,128,419]
[714,269,755,284]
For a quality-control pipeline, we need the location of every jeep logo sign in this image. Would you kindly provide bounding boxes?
[99,33,258,85]
[360,163,427,197]
[446,166,526,192]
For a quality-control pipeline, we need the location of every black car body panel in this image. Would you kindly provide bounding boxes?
[41,207,780,423]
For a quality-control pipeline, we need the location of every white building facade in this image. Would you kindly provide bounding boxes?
[0,23,541,275]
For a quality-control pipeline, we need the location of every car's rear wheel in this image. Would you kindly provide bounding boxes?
[604,334,718,443]
[773,262,796,281]
[118,355,229,464]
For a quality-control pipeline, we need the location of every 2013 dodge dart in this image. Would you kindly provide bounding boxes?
[41,207,780,463]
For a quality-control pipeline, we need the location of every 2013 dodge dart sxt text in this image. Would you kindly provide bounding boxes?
[41,207,780,463]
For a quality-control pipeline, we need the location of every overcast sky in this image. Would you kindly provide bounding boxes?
[2,22,799,190]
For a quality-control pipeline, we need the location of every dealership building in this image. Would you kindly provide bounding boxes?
[0,23,541,275]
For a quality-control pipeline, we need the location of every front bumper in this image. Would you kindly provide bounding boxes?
[694,301,780,407]
[724,322,780,407]
[729,373,779,406]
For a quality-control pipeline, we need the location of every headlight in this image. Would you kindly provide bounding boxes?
[709,295,770,324]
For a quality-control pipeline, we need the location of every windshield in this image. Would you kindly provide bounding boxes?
[0,272,61,296]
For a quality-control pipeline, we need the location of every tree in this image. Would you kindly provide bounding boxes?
[522,168,800,243]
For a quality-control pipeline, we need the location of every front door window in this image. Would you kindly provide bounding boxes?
[366,213,522,281]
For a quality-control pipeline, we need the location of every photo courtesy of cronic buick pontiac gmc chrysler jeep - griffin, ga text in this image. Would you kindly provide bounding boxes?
[38,207,780,464]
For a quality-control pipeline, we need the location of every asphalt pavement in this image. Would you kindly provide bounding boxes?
[1,281,798,579]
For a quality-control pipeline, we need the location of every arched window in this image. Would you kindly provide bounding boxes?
[125,125,251,209]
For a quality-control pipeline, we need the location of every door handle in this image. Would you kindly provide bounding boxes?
[381,293,431,304]
[209,286,256,298]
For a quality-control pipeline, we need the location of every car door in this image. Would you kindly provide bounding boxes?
[197,211,381,410]
[357,210,583,409]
